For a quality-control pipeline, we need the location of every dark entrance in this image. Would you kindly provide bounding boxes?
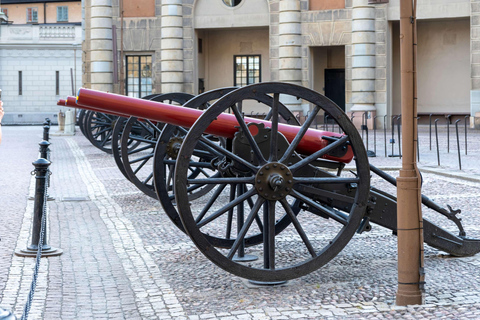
[324,69,345,111]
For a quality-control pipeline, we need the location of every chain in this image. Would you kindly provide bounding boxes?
[21,175,49,320]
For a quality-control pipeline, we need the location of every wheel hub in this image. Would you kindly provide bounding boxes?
[255,162,293,201]
[166,136,183,159]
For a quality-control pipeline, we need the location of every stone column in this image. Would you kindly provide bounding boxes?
[279,0,303,112]
[161,0,184,93]
[90,0,113,92]
[351,0,376,112]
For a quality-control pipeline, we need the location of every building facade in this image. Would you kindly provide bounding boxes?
[0,0,82,124]
[54,0,480,126]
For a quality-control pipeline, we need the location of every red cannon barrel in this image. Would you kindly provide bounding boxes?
[76,88,353,163]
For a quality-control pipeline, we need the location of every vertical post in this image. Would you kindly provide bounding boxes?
[374,115,377,155]
[464,115,468,155]
[397,115,402,158]
[384,115,387,157]
[435,119,440,166]
[429,114,432,150]
[446,115,451,153]
[455,119,462,170]
[396,0,424,306]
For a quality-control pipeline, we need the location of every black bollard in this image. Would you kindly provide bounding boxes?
[15,158,62,257]
[39,140,50,160]
[396,115,402,158]
[42,124,50,142]
[429,114,432,150]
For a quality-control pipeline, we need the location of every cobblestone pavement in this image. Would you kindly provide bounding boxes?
[0,124,480,319]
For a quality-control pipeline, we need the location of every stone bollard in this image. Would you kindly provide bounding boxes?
[15,158,62,258]
[57,110,65,132]
[64,109,75,135]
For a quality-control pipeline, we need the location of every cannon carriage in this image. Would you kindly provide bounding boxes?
[61,82,480,282]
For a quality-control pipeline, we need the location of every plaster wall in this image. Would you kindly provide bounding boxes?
[202,28,270,90]
[124,0,155,18]
[309,0,345,11]
[391,18,470,115]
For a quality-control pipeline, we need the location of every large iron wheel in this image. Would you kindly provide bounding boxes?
[174,82,370,281]
[120,93,195,198]
[153,87,302,247]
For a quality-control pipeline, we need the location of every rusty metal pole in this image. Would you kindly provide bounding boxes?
[396,0,425,305]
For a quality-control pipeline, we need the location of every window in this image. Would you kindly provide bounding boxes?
[19,71,22,95]
[56,71,60,95]
[27,7,38,23]
[57,6,68,22]
[126,56,152,98]
[234,55,261,86]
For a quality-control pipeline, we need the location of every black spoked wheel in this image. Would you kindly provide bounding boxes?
[120,92,195,198]
[154,87,302,247]
[77,109,87,136]
[174,82,370,282]
[112,94,164,180]
[84,111,119,154]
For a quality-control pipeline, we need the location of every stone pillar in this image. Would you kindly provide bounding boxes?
[90,0,113,92]
[279,0,303,112]
[471,0,480,122]
[351,0,376,112]
[161,0,184,93]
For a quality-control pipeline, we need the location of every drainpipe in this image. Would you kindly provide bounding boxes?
[395,0,424,306]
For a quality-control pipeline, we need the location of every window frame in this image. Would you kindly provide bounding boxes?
[26,7,38,23]
[56,6,68,22]
[233,55,261,87]
[125,55,153,98]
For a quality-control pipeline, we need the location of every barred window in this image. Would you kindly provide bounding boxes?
[234,55,261,86]
[126,56,153,98]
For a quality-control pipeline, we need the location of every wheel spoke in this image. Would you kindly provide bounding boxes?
[225,184,236,239]
[232,104,266,165]
[289,135,350,173]
[197,188,257,228]
[227,196,265,259]
[143,172,153,184]
[187,176,254,185]
[290,189,348,225]
[129,153,154,164]
[132,157,151,175]
[263,201,276,269]
[280,199,317,257]
[280,105,321,163]
[194,184,228,223]
[293,177,359,184]
[269,93,279,161]
[100,131,113,147]
[127,144,153,155]
[145,119,163,135]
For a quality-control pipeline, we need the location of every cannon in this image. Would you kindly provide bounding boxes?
[63,82,480,283]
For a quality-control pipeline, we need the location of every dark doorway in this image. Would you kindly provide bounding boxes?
[324,69,345,111]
